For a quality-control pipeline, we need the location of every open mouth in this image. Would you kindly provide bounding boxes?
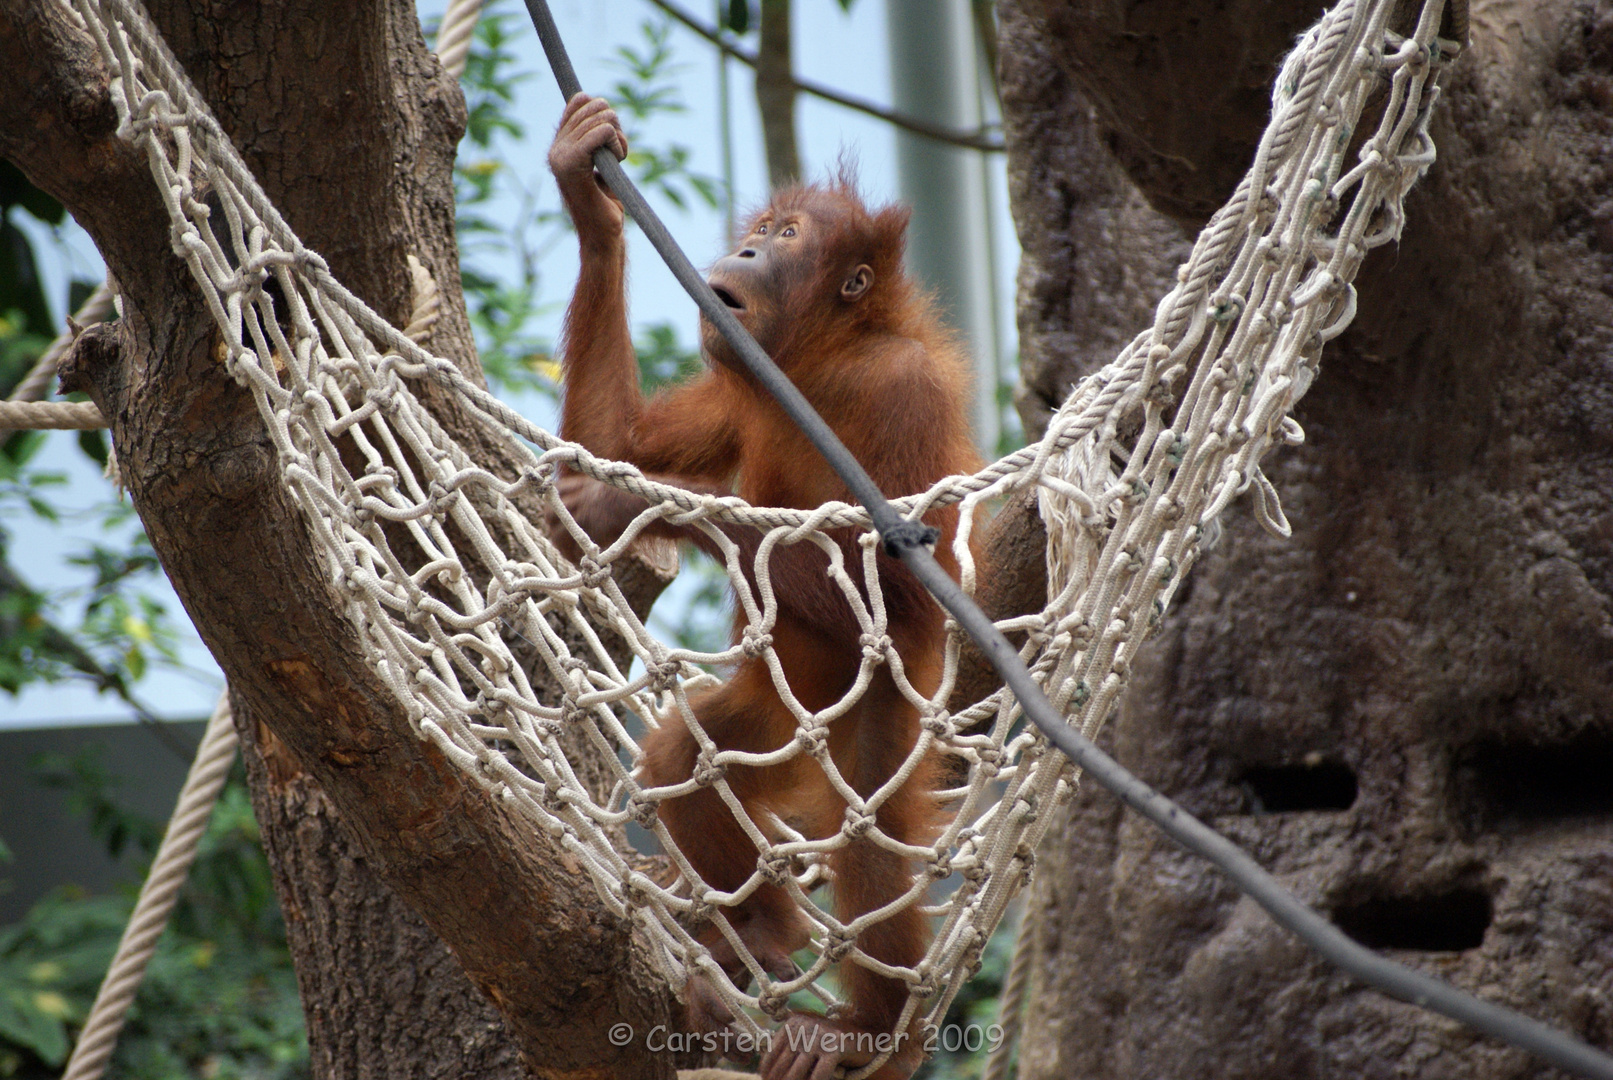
[710,285,744,310]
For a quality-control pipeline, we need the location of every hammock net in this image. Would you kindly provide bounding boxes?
[62,0,1460,1066]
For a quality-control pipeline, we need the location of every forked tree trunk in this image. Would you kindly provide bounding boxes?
[0,2,677,1077]
[1000,0,1613,1076]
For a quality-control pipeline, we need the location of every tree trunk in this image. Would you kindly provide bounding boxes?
[1000,0,1613,1076]
[755,0,801,187]
[0,2,677,1077]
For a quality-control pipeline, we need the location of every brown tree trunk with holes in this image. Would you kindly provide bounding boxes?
[0,2,680,1078]
[999,0,1613,1076]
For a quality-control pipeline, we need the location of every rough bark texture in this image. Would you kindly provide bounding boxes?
[1000,0,1613,1077]
[0,2,677,1077]
[237,707,526,1080]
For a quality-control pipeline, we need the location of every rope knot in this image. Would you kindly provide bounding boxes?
[758,852,794,886]
[842,807,876,838]
[628,793,660,829]
[880,519,940,558]
[1015,793,1040,826]
[426,479,456,517]
[859,633,892,663]
[473,690,507,721]
[919,713,953,739]
[1144,379,1177,409]
[620,873,650,908]
[823,932,856,963]
[757,989,792,1021]
[577,557,612,589]
[794,725,827,755]
[692,755,726,787]
[520,465,557,497]
[1211,294,1245,324]
[647,660,681,693]
[365,383,397,413]
[740,627,773,658]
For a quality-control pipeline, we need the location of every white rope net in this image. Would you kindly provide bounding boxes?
[62,0,1459,1067]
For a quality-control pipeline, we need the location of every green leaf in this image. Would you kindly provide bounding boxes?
[0,986,68,1066]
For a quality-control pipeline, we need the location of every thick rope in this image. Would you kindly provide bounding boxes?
[980,919,1031,1080]
[0,282,115,435]
[59,696,238,1080]
[0,400,107,430]
[434,0,484,82]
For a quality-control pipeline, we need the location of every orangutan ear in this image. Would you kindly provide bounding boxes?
[841,265,873,302]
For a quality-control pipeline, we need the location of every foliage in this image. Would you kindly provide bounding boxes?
[0,749,306,1080]
[608,21,721,211]
[447,6,561,395]
[439,4,718,398]
[0,167,181,708]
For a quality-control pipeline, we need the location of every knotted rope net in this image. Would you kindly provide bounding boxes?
[62,0,1458,1066]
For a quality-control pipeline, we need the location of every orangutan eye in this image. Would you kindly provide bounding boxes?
[782,225,797,238]
[755,223,769,235]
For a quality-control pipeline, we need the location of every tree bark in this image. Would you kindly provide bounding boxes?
[1000,0,1613,1077]
[0,2,677,1077]
[755,0,801,187]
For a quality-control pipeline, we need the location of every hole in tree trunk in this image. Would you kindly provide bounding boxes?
[1237,760,1358,813]
[1332,888,1492,952]
[1457,731,1613,831]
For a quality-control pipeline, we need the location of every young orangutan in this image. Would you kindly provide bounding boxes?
[548,93,982,1080]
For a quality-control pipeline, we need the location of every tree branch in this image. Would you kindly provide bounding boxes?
[0,1,677,1074]
[646,0,1006,154]
[755,0,801,186]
